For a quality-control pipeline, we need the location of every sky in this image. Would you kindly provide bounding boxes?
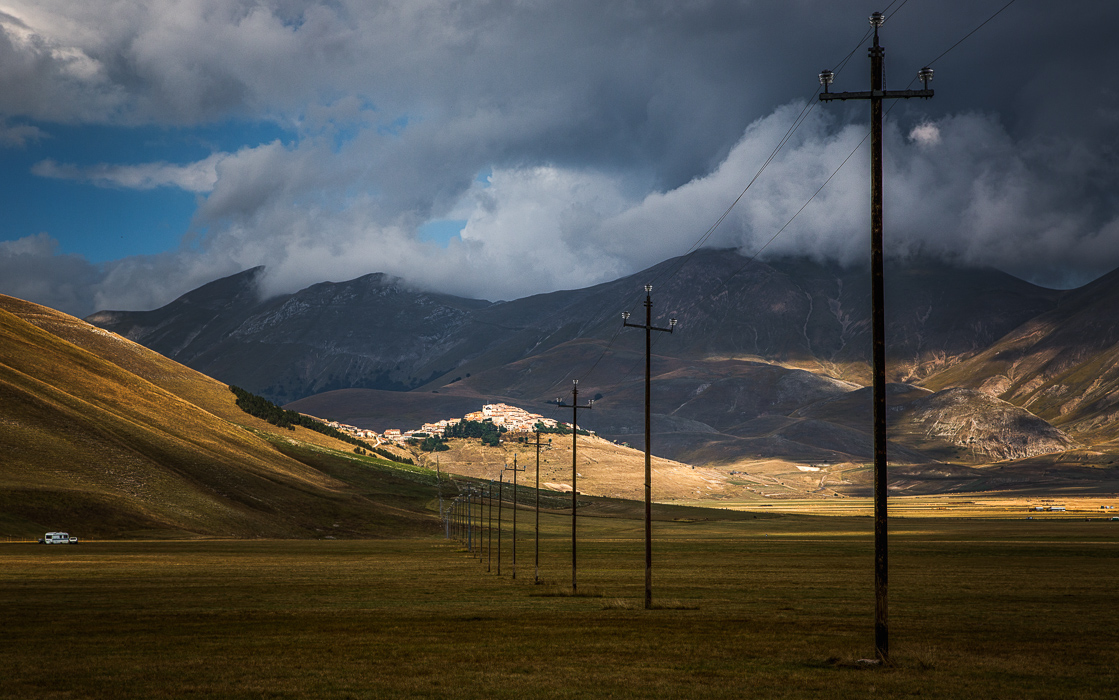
[1,0,1118,317]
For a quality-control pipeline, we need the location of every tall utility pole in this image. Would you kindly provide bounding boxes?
[506,457,526,579]
[818,10,933,664]
[623,285,677,610]
[555,380,593,593]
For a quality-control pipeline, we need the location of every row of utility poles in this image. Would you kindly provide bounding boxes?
[443,282,677,609]
[443,11,932,666]
[442,436,548,583]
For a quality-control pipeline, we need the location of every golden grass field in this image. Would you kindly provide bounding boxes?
[2,507,1117,700]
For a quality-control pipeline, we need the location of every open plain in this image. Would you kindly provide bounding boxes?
[2,506,1116,699]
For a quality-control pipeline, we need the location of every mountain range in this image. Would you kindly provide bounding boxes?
[86,248,1119,494]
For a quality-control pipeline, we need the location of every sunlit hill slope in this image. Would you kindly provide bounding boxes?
[0,295,439,539]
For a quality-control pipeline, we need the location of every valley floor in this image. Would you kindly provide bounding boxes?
[2,512,1116,699]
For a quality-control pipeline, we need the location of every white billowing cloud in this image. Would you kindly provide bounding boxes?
[0,6,125,122]
[6,100,1119,317]
[168,104,1119,307]
[3,1,1118,312]
[31,151,225,192]
[909,123,940,147]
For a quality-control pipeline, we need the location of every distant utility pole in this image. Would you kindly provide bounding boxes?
[555,380,594,593]
[817,10,933,664]
[487,481,494,573]
[449,489,458,538]
[623,284,677,610]
[506,456,526,579]
[466,487,474,554]
[472,487,481,560]
[531,430,550,584]
[497,471,505,575]
[437,455,446,539]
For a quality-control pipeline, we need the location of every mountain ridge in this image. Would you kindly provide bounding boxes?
[83,248,1119,493]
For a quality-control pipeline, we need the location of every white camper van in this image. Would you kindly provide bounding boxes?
[42,532,71,544]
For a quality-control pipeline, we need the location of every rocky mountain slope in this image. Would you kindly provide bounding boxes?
[86,248,1119,491]
[88,250,1059,404]
[923,266,1119,443]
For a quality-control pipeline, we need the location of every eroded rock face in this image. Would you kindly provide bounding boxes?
[899,387,1076,461]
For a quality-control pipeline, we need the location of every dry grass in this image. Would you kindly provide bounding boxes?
[1,513,1116,699]
[0,300,444,540]
[417,432,749,502]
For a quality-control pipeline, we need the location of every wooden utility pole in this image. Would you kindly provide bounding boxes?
[531,430,550,584]
[506,457,526,579]
[466,487,474,554]
[818,10,933,664]
[472,487,481,560]
[487,481,494,573]
[437,455,447,539]
[497,471,505,576]
[555,380,593,593]
[623,285,676,610]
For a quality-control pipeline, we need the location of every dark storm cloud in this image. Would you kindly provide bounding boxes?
[1,1,1118,311]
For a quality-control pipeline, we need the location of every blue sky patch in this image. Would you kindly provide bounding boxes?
[417,219,467,247]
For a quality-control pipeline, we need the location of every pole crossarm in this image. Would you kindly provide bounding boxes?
[623,320,676,333]
[820,88,932,101]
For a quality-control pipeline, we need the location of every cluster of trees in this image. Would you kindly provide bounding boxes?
[444,419,506,447]
[408,433,450,452]
[228,385,414,465]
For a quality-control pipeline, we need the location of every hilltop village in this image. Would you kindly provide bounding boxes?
[324,403,567,446]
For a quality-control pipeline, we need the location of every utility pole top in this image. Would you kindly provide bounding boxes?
[819,16,933,103]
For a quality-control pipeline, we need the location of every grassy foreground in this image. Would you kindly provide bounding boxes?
[1,514,1116,699]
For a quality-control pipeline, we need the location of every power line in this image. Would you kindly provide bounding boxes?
[885,0,912,21]
[550,0,1015,395]
[926,0,1018,67]
[565,24,884,391]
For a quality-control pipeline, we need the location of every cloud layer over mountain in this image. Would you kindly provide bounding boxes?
[1,1,1117,315]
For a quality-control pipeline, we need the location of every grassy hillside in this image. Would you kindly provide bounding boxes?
[406,432,750,502]
[0,295,439,539]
